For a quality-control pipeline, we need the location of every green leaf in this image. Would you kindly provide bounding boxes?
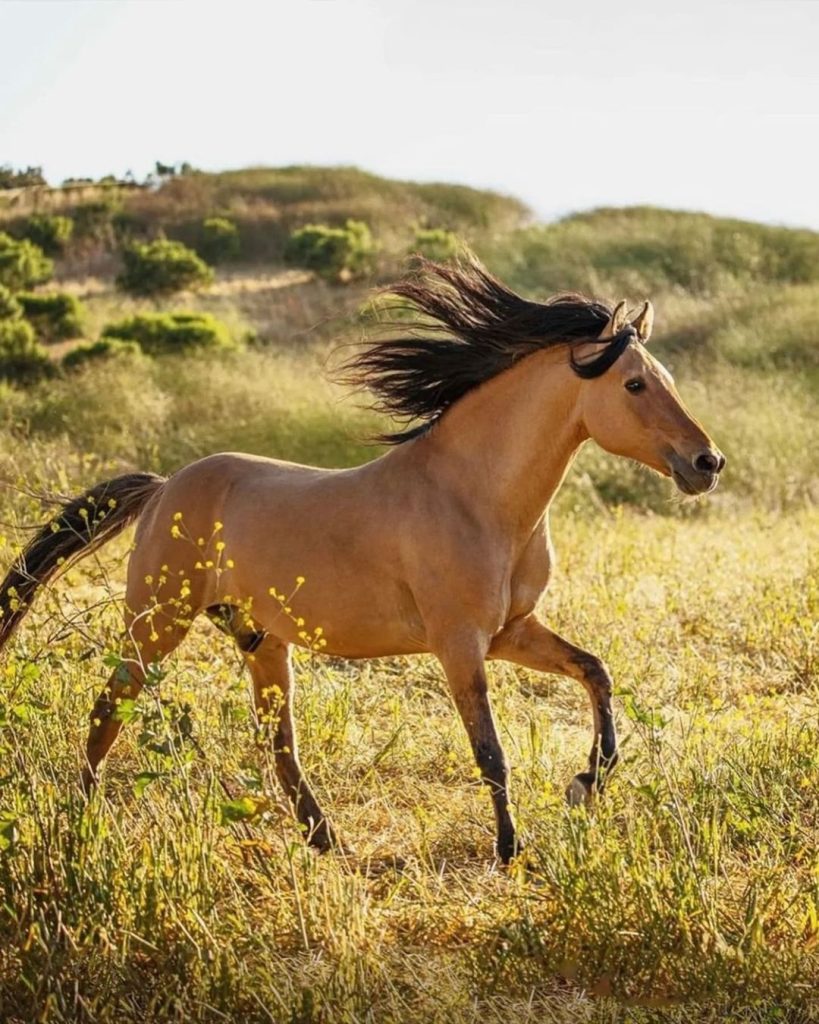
[113,698,138,724]
[0,813,18,853]
[623,694,668,729]
[219,796,265,825]
[133,771,163,798]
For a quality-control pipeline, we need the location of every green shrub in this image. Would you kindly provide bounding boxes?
[411,227,459,262]
[111,210,149,242]
[284,219,375,282]
[72,200,119,241]
[0,319,52,383]
[62,337,143,371]
[22,214,74,255]
[0,165,46,189]
[101,311,236,355]
[117,239,214,297]
[0,284,22,321]
[199,217,240,264]
[17,291,85,342]
[0,232,53,290]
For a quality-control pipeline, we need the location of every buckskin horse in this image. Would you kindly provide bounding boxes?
[0,256,724,862]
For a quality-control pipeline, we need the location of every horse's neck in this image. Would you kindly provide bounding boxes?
[425,349,586,536]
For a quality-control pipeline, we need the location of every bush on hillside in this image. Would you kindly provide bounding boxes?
[0,284,22,321]
[101,311,235,354]
[0,165,46,189]
[199,217,240,264]
[72,199,119,242]
[22,214,74,255]
[0,233,53,291]
[110,210,151,243]
[17,291,86,342]
[411,227,459,262]
[284,219,375,282]
[117,239,214,297]
[62,337,143,372]
[0,319,52,383]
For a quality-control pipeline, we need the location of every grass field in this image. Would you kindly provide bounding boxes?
[1,507,816,1021]
[0,170,818,1021]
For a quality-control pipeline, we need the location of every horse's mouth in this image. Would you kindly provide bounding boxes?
[671,469,718,496]
[667,452,720,496]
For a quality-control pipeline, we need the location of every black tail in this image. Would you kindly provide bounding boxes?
[0,472,165,652]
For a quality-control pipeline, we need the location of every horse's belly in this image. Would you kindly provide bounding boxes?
[222,536,428,658]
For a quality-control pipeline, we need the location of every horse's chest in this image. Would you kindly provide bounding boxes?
[507,527,554,620]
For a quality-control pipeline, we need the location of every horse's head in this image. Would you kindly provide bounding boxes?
[575,301,725,495]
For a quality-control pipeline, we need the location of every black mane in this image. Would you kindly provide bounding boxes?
[342,254,630,444]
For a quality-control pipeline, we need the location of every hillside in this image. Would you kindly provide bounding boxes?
[0,165,530,265]
[0,167,815,513]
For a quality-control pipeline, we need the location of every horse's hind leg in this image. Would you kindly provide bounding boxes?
[81,606,191,793]
[236,626,340,852]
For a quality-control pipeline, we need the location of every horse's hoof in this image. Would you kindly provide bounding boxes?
[79,768,97,798]
[503,846,534,874]
[309,834,354,858]
[565,774,593,807]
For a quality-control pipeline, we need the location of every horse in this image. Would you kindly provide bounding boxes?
[0,256,724,863]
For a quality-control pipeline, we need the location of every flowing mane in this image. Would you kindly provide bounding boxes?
[342,254,629,444]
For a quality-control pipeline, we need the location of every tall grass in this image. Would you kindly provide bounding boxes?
[0,506,816,1020]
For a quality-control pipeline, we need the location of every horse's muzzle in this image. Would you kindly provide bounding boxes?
[667,448,725,495]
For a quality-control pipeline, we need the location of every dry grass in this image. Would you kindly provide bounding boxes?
[0,501,816,1021]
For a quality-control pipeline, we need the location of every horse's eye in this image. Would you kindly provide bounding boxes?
[625,378,645,394]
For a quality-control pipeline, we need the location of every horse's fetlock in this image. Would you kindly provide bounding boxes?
[604,748,620,772]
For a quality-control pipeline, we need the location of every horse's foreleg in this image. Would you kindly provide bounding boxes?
[489,614,618,805]
[243,635,341,853]
[436,639,520,863]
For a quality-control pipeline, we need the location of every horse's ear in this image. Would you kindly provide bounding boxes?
[631,300,654,343]
[598,300,628,340]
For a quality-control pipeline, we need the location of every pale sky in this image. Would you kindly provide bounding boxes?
[2,0,818,228]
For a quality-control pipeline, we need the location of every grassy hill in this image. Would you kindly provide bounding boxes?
[1,169,816,513]
[490,205,819,296]
[0,165,530,264]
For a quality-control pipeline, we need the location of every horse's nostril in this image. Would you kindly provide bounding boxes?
[694,450,719,474]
